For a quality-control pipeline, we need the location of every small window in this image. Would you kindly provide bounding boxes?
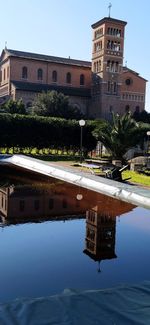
[114,82,117,93]
[37,68,43,80]
[125,78,132,86]
[4,69,6,80]
[135,106,140,113]
[106,60,110,71]
[80,74,85,86]
[87,241,95,252]
[52,70,57,82]
[66,72,71,84]
[7,66,9,79]
[62,199,67,209]
[115,62,119,72]
[49,198,54,210]
[34,200,40,210]
[20,200,25,211]
[22,66,28,79]
[88,210,96,223]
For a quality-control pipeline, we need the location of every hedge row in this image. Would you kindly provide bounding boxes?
[0,113,97,151]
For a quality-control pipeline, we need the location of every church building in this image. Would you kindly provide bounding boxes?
[0,15,147,119]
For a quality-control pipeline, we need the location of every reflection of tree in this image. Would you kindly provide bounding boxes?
[83,206,117,271]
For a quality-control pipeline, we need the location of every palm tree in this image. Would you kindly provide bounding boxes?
[92,112,150,162]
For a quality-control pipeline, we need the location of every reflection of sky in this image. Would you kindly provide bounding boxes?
[0,173,149,303]
[118,207,150,231]
[0,206,150,303]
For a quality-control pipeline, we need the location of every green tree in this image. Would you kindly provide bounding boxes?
[32,90,84,119]
[132,109,150,123]
[3,99,26,114]
[92,112,150,162]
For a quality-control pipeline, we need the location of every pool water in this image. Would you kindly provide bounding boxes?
[0,167,150,303]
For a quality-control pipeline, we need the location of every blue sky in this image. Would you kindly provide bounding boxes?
[0,0,150,110]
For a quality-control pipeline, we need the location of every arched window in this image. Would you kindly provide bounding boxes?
[135,106,140,113]
[37,68,43,81]
[52,70,57,82]
[96,62,99,72]
[114,82,117,93]
[3,69,6,80]
[62,199,67,209]
[107,60,110,71]
[98,60,101,72]
[115,62,119,72]
[22,66,28,79]
[80,74,85,86]
[66,72,71,84]
[49,199,54,210]
[7,66,9,79]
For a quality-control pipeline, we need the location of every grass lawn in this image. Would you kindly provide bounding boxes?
[1,148,150,187]
[122,170,150,187]
[45,160,150,187]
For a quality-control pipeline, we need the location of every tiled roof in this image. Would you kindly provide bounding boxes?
[6,49,91,68]
[122,67,148,81]
[11,80,91,97]
[91,17,127,29]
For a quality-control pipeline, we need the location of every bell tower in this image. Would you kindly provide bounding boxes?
[91,15,127,119]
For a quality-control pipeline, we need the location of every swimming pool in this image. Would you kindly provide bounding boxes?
[0,167,150,303]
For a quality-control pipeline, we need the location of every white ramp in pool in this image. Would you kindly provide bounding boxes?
[0,154,150,210]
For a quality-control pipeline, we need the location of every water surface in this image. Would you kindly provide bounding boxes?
[0,167,150,303]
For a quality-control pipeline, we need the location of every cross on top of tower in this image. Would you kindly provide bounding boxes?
[108,3,112,17]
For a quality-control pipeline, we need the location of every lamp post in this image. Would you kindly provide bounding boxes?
[147,131,150,166]
[79,119,85,164]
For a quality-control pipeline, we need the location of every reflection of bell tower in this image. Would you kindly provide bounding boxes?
[91,16,127,119]
[83,205,117,271]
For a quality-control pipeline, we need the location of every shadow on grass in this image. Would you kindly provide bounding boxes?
[29,154,80,162]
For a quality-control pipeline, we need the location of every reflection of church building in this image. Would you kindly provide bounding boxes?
[0,177,134,226]
[84,198,134,270]
[0,184,87,222]
[0,15,147,119]
[0,174,135,271]
[84,206,117,269]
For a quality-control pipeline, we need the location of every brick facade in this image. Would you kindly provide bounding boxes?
[0,16,147,119]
